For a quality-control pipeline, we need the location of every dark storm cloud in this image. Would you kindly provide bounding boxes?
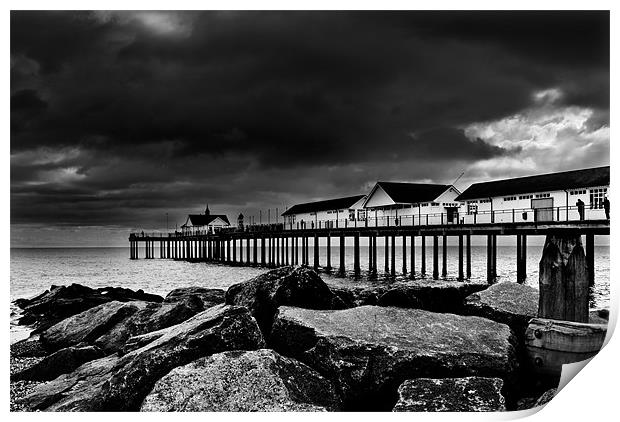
[10,11,609,241]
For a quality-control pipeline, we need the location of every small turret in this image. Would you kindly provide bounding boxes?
[205,204,210,216]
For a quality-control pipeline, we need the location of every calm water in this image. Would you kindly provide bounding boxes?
[10,243,610,341]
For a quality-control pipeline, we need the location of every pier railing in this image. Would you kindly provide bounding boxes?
[130,205,607,237]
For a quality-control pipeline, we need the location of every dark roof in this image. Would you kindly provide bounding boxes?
[455,166,610,201]
[374,182,451,204]
[282,195,366,216]
[184,214,230,226]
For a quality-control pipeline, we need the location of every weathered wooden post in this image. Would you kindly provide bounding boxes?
[442,233,447,278]
[402,235,407,275]
[421,235,426,275]
[517,234,527,284]
[326,235,331,271]
[486,235,493,283]
[466,234,471,278]
[314,234,320,270]
[538,233,589,322]
[371,234,377,276]
[390,235,396,277]
[432,235,439,279]
[368,234,373,274]
[339,235,346,276]
[410,235,415,279]
[492,234,497,280]
[354,233,360,277]
[458,234,464,280]
[384,235,389,274]
[261,237,266,266]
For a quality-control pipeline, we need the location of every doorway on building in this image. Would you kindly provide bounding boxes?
[532,198,554,222]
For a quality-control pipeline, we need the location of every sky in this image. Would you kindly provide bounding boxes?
[10,11,610,247]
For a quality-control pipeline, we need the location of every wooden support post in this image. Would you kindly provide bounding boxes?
[458,235,464,280]
[492,235,497,280]
[539,234,589,322]
[371,234,377,276]
[253,238,258,265]
[517,235,524,284]
[285,237,289,266]
[339,235,345,276]
[314,234,320,270]
[586,233,595,287]
[294,237,298,265]
[326,236,331,271]
[390,235,396,277]
[421,236,426,275]
[384,235,389,274]
[368,235,373,274]
[410,235,415,279]
[432,235,439,280]
[442,234,447,278]
[402,235,407,275]
[354,233,360,277]
[466,234,471,279]
[261,237,266,266]
[486,235,494,284]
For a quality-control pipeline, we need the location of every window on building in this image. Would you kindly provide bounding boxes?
[349,209,356,221]
[421,203,429,207]
[590,188,607,209]
[479,199,491,204]
[518,194,533,200]
[431,202,439,206]
[503,196,516,201]
[467,200,478,204]
[570,189,587,195]
[357,210,366,220]
[467,204,478,215]
[535,193,550,198]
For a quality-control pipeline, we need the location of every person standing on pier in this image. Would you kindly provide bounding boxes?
[576,199,585,220]
[604,196,610,220]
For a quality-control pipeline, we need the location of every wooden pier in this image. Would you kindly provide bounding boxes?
[129,219,609,284]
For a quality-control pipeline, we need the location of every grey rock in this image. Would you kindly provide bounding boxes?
[141,349,340,411]
[464,282,538,335]
[14,283,163,333]
[393,377,506,412]
[19,305,265,411]
[12,346,105,382]
[94,296,204,354]
[40,301,147,352]
[164,286,226,309]
[225,266,346,335]
[270,305,518,410]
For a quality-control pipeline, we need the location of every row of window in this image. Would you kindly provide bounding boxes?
[570,189,586,195]
[503,196,517,202]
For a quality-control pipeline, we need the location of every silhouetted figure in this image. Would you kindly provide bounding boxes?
[604,196,610,220]
[576,199,585,220]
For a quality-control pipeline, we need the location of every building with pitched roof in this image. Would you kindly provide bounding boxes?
[362,182,462,225]
[181,205,230,234]
[455,166,610,223]
[281,195,366,229]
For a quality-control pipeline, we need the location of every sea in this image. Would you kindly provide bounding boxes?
[10,243,610,343]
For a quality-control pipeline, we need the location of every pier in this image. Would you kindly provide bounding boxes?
[129,212,609,285]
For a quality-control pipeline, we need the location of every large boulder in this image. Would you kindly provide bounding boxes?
[141,349,341,411]
[39,301,147,352]
[14,284,163,333]
[12,346,105,382]
[18,305,265,411]
[393,377,506,412]
[377,280,488,313]
[225,266,346,335]
[94,296,204,354]
[164,287,226,309]
[464,282,538,335]
[270,306,518,410]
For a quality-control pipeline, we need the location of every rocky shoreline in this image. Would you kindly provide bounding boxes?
[10,266,607,412]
